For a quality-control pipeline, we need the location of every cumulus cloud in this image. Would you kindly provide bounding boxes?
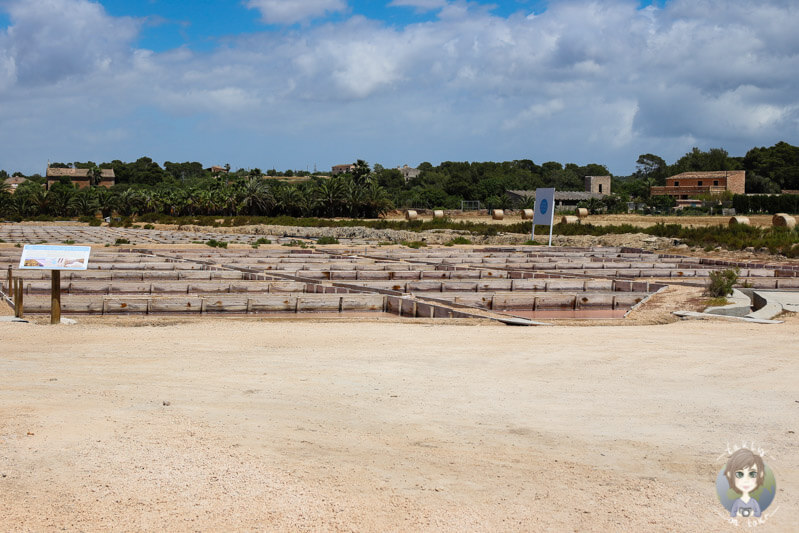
[388,0,448,11]
[0,0,798,174]
[0,0,139,85]
[245,0,347,25]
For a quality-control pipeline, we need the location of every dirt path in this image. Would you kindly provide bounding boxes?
[0,316,796,532]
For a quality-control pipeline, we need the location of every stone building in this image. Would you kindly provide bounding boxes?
[649,170,745,207]
[46,167,115,190]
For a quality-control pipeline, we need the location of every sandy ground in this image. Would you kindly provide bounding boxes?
[1,312,797,532]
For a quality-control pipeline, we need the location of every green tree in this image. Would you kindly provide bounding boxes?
[635,154,667,184]
[743,141,799,191]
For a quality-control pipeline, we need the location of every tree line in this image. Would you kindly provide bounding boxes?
[0,162,391,220]
[1,142,797,220]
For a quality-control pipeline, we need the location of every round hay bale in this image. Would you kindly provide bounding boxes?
[491,209,504,220]
[772,213,796,228]
[728,216,750,226]
[405,210,418,221]
[576,208,589,219]
[521,209,534,220]
[432,210,444,219]
[561,215,580,224]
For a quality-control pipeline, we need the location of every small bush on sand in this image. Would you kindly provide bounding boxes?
[444,237,472,246]
[205,239,228,248]
[706,268,739,297]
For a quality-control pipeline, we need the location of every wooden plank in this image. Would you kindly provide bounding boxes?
[296,296,340,312]
[340,295,384,311]
[248,296,297,312]
[441,281,478,292]
[102,298,149,314]
[61,299,104,314]
[202,296,249,313]
[148,297,204,313]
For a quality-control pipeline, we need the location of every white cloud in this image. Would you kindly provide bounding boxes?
[0,0,139,85]
[245,0,347,25]
[388,0,448,11]
[1,0,798,174]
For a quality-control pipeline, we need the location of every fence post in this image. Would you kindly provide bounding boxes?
[51,270,61,325]
[15,278,24,319]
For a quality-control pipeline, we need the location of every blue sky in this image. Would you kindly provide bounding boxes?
[100,1,556,52]
[0,0,796,176]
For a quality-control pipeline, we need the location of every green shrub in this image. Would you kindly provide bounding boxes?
[706,268,739,298]
[444,236,472,246]
[114,238,130,245]
[88,219,102,227]
[62,240,75,244]
[253,237,271,245]
[316,236,339,245]
[143,224,155,230]
[205,239,228,248]
[282,240,308,248]
[401,240,427,248]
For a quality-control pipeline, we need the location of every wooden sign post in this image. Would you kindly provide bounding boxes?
[15,278,23,319]
[51,270,61,325]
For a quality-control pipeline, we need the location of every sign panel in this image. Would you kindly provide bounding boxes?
[533,188,555,226]
[19,245,91,270]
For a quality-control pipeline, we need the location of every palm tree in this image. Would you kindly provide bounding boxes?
[363,180,393,218]
[48,187,75,217]
[68,189,99,217]
[30,188,50,216]
[341,176,365,217]
[10,194,34,219]
[88,166,103,187]
[238,177,271,215]
[95,187,118,218]
[139,190,162,215]
[313,178,343,217]
[116,189,141,217]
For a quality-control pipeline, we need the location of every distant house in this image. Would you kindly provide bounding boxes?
[46,167,115,190]
[585,175,611,195]
[3,176,27,194]
[506,175,610,210]
[331,164,356,175]
[650,171,745,207]
[206,165,229,175]
[398,165,421,182]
